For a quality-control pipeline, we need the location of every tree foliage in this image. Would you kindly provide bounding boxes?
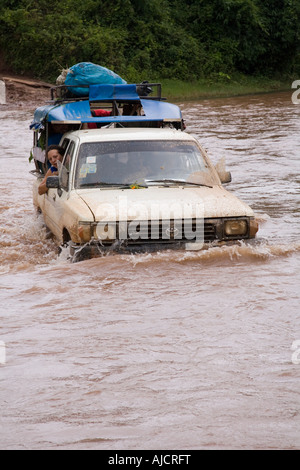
[0,0,299,82]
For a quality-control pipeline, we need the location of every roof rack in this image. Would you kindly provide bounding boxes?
[50,82,164,103]
[31,82,184,131]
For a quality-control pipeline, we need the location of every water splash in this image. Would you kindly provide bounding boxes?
[121,239,300,268]
[0,210,58,272]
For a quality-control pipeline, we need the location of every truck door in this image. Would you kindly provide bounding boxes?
[43,140,76,241]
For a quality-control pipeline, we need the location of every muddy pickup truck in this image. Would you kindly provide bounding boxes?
[30,82,258,261]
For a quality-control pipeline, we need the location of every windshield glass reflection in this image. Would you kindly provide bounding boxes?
[75,140,219,187]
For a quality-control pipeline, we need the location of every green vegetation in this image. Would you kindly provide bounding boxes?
[0,0,299,98]
[161,74,291,100]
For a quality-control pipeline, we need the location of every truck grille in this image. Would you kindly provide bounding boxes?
[117,219,216,244]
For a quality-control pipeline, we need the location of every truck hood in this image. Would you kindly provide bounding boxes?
[75,185,254,222]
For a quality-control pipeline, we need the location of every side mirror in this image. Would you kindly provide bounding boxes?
[214,157,232,184]
[46,176,60,188]
[219,171,232,184]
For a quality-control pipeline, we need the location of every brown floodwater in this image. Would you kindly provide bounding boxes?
[0,91,299,449]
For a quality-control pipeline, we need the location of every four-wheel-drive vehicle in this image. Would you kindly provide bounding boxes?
[30,82,258,261]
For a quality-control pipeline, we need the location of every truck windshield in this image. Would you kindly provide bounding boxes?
[75,140,219,188]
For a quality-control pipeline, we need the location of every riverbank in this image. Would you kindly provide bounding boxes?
[0,73,292,105]
[0,75,51,106]
[160,74,292,101]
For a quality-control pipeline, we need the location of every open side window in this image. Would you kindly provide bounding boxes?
[59,140,76,192]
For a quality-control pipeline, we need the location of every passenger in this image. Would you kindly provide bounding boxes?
[48,123,70,145]
[38,145,65,195]
[122,103,140,116]
[88,109,112,128]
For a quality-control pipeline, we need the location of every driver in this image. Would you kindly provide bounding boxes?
[126,154,151,184]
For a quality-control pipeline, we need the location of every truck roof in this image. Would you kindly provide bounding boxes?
[67,127,194,143]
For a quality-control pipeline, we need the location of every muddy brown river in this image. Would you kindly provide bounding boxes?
[0,91,299,450]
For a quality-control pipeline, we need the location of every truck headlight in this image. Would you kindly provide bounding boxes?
[224,219,248,237]
[78,222,93,242]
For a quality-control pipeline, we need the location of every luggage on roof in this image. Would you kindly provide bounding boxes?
[63,62,126,96]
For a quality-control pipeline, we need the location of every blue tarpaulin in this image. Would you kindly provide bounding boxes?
[64,62,126,96]
[89,84,139,101]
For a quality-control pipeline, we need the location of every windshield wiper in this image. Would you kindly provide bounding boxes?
[145,178,212,188]
[79,182,148,188]
[79,182,129,188]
